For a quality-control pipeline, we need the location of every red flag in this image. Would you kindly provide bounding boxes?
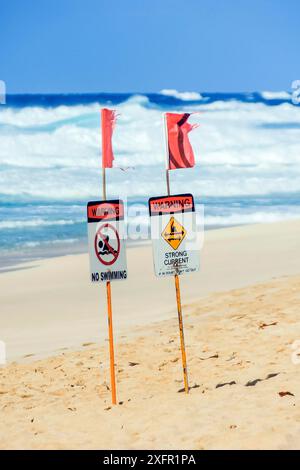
[101,108,117,168]
[166,113,197,170]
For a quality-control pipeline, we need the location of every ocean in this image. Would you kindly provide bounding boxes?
[1,89,300,268]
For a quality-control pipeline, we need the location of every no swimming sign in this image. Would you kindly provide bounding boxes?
[87,200,127,282]
[148,194,200,277]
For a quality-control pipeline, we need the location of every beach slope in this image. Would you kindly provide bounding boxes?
[1,220,300,361]
[1,273,300,449]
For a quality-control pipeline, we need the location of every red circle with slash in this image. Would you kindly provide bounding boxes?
[94,223,120,266]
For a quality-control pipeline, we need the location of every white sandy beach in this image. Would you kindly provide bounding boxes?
[1,220,300,361]
[1,220,300,449]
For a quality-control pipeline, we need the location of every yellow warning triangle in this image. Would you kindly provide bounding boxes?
[162,216,186,250]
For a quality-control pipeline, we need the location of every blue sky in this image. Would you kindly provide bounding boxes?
[1,0,299,93]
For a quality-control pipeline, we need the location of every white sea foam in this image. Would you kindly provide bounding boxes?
[160,89,202,101]
[0,218,83,230]
[204,211,300,226]
[22,238,79,248]
[1,96,300,201]
[260,91,291,100]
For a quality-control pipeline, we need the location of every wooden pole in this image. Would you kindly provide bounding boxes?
[101,109,117,405]
[106,280,117,404]
[164,114,171,197]
[165,168,171,197]
[102,167,107,200]
[164,113,189,394]
[174,273,189,393]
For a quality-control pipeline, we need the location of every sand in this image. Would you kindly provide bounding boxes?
[1,275,300,449]
[1,220,300,449]
[1,219,300,362]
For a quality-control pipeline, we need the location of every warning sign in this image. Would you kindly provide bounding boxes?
[87,200,127,282]
[149,194,200,277]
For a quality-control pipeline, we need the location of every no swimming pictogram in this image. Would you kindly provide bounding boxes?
[94,223,120,266]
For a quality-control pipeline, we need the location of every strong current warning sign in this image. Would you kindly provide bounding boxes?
[149,194,200,277]
[162,217,187,250]
[87,200,127,282]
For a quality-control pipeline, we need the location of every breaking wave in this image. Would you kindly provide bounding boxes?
[0,91,300,260]
[159,89,203,101]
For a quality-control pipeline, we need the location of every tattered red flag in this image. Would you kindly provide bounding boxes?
[101,108,117,168]
[166,112,198,170]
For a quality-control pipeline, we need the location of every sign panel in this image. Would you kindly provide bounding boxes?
[149,193,199,277]
[87,199,127,282]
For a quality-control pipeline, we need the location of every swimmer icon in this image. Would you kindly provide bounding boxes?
[94,223,120,266]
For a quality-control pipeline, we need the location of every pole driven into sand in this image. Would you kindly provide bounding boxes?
[105,279,116,404]
[101,112,117,405]
[163,113,189,394]
[174,273,189,393]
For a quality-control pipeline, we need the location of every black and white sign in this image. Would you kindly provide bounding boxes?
[87,200,127,282]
